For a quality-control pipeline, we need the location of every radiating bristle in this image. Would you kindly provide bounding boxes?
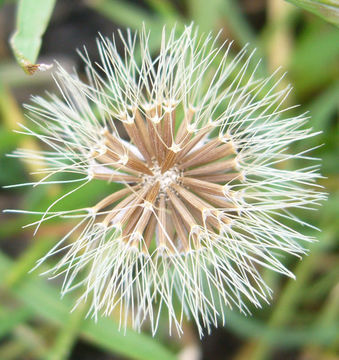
[9,24,325,337]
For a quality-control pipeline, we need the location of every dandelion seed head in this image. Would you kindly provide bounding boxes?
[10,24,325,337]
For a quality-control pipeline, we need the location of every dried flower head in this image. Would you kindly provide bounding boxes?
[9,25,324,336]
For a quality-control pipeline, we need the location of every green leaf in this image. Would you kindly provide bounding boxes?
[87,0,158,29]
[188,0,223,32]
[308,81,339,132]
[289,26,339,95]
[222,0,257,46]
[0,129,23,153]
[87,0,184,63]
[286,0,339,26]
[2,236,56,289]
[143,0,177,18]
[44,302,87,360]
[225,310,338,347]
[10,0,56,74]
[0,252,177,360]
[0,307,33,339]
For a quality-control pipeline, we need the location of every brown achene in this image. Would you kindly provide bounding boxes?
[90,104,241,254]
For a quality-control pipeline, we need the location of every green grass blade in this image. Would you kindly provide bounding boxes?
[188,0,223,32]
[144,0,177,17]
[308,81,339,132]
[0,307,33,339]
[87,0,158,29]
[2,237,56,289]
[44,303,87,360]
[286,0,339,26]
[0,252,177,360]
[225,309,338,347]
[222,0,257,45]
[290,26,339,95]
[10,0,56,74]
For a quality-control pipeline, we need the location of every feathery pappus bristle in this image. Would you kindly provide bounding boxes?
[7,24,325,337]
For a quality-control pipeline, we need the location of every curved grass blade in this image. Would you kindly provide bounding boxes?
[286,0,339,26]
[10,0,56,74]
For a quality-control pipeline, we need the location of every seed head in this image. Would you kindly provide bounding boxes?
[9,25,325,336]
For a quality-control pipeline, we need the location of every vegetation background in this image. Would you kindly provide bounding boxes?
[0,0,338,359]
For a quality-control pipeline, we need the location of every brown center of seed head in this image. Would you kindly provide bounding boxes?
[142,160,181,196]
[91,105,240,253]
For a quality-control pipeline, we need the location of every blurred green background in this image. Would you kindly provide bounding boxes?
[0,0,338,359]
